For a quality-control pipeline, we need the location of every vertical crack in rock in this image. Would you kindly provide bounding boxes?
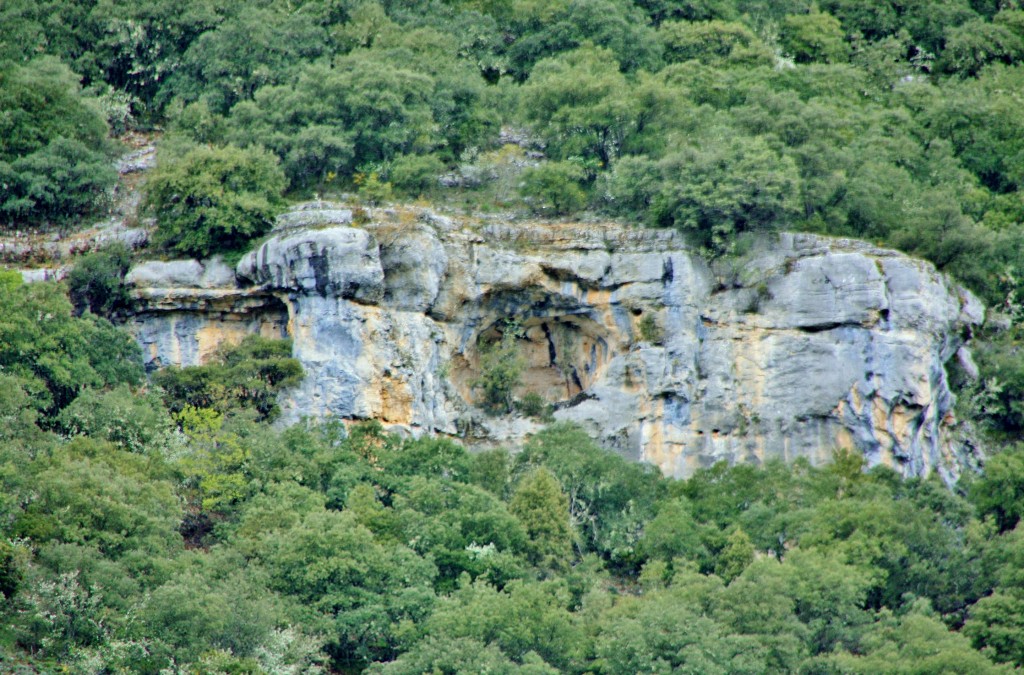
[310,249,330,297]
[542,321,557,366]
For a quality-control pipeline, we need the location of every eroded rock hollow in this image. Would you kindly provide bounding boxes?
[127,203,984,481]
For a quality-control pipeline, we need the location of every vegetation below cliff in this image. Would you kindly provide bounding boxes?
[0,276,1022,672]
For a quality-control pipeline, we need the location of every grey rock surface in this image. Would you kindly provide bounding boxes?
[126,260,205,288]
[20,267,68,283]
[126,204,985,481]
[97,227,149,250]
[273,201,352,230]
[378,225,448,311]
[116,143,157,174]
[237,225,384,304]
[126,257,236,289]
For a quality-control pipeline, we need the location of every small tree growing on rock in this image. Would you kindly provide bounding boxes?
[67,243,133,317]
[519,161,588,215]
[473,321,524,414]
[144,144,285,259]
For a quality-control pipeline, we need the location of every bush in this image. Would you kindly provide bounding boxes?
[67,243,133,317]
[145,144,285,259]
[1,138,117,229]
[659,20,775,67]
[780,12,849,64]
[0,281,142,418]
[519,162,588,215]
[473,323,524,414]
[390,154,445,195]
[223,54,449,189]
[970,445,1024,532]
[637,314,663,344]
[515,392,552,421]
[57,385,175,454]
[974,327,1024,434]
[0,539,26,600]
[602,155,663,216]
[154,336,303,421]
[651,136,801,252]
[355,171,394,206]
[940,19,1024,77]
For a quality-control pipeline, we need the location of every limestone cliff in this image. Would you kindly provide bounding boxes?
[126,202,984,481]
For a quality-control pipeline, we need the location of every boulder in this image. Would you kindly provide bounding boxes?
[237,226,384,304]
[126,258,237,289]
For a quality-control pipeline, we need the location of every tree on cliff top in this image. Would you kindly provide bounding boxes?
[144,143,285,259]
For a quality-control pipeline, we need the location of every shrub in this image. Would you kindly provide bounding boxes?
[0,281,143,418]
[515,392,552,421]
[602,155,663,217]
[651,136,801,252]
[1,138,117,229]
[780,12,849,64]
[0,270,21,290]
[519,161,588,215]
[57,384,175,454]
[659,20,775,67]
[390,154,445,195]
[355,171,394,206]
[509,467,573,568]
[67,243,133,317]
[940,19,1024,77]
[637,314,664,344]
[153,336,303,421]
[974,327,1024,434]
[0,57,115,229]
[145,144,285,259]
[473,322,524,414]
[0,539,26,600]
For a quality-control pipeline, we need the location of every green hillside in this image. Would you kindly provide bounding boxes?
[3,1,1024,671]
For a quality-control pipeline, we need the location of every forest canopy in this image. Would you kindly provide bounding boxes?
[4,0,1024,672]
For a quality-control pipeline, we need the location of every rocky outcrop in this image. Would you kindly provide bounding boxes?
[126,203,984,481]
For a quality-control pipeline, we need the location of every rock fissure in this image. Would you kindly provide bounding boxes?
[795,321,873,334]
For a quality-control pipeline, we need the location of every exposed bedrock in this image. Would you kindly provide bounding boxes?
[126,203,984,481]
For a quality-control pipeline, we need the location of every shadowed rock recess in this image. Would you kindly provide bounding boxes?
[127,202,984,481]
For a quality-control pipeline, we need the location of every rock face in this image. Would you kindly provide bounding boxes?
[126,203,984,481]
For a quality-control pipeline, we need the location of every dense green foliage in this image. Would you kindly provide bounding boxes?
[5,0,1024,305]
[143,144,286,258]
[0,278,142,417]
[66,243,133,317]
[0,57,116,228]
[153,335,303,421]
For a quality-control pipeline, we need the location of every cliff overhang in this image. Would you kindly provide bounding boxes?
[125,202,985,482]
